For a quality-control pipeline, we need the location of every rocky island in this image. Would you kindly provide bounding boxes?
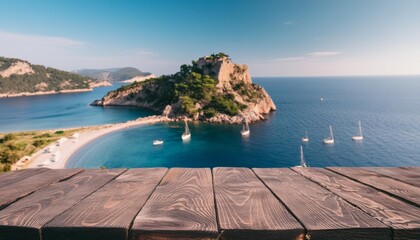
[92,53,276,123]
[0,57,110,98]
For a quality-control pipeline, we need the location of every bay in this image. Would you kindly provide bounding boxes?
[0,84,153,132]
[66,76,420,168]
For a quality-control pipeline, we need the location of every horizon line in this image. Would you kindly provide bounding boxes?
[252,73,420,78]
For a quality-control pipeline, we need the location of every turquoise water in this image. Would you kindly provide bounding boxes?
[67,76,420,168]
[0,84,154,132]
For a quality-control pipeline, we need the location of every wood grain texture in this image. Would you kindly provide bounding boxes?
[363,167,420,188]
[214,167,303,240]
[0,169,125,240]
[401,166,420,171]
[131,168,218,240]
[254,168,390,240]
[0,168,83,209]
[0,168,50,189]
[292,167,420,240]
[43,168,167,240]
[329,167,420,206]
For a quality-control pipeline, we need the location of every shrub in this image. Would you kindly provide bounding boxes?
[203,108,217,118]
[3,133,16,142]
[33,139,46,147]
[2,164,11,172]
[55,130,64,135]
[208,95,240,116]
[179,96,197,116]
[33,133,52,138]
[0,148,19,164]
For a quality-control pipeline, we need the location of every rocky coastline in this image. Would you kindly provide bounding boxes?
[92,53,276,124]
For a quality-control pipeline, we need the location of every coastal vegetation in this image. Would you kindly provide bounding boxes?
[0,129,80,172]
[92,53,276,123]
[0,57,98,94]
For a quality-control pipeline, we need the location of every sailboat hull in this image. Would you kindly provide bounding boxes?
[181,133,191,140]
[153,140,164,145]
[240,130,250,136]
[323,139,334,144]
[352,121,363,141]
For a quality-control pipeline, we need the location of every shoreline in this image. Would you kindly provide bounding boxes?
[22,115,172,169]
[0,81,112,98]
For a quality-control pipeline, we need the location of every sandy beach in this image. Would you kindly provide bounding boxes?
[24,115,171,169]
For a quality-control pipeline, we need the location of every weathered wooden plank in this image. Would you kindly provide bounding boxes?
[130,168,218,240]
[43,168,167,240]
[254,168,391,240]
[214,167,303,240]
[401,166,420,171]
[0,169,125,240]
[293,167,420,240]
[362,167,420,188]
[0,168,83,209]
[329,167,420,206]
[0,168,50,189]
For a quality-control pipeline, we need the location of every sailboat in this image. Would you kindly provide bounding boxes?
[296,145,308,167]
[153,140,164,145]
[240,119,250,136]
[352,121,364,141]
[181,120,191,140]
[323,125,334,144]
[302,131,309,143]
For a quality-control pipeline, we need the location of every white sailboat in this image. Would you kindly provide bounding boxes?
[352,121,364,141]
[181,120,191,140]
[302,131,309,143]
[323,125,334,144]
[296,145,308,167]
[240,119,250,136]
[153,140,164,145]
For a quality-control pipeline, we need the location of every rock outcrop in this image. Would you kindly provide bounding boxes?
[120,74,157,83]
[0,61,35,78]
[92,53,276,123]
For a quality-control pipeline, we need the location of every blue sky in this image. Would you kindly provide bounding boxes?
[0,0,419,76]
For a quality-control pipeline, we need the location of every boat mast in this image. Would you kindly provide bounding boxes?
[185,120,190,134]
[358,121,363,137]
[330,125,334,140]
[300,145,307,167]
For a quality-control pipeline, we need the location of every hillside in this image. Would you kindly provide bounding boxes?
[74,67,155,82]
[92,53,276,123]
[0,57,107,96]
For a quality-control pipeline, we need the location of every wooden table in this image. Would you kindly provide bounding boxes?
[0,167,418,240]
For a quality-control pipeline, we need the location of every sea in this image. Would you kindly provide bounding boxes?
[1,76,419,168]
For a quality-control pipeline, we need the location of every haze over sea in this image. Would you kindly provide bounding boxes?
[1,76,419,168]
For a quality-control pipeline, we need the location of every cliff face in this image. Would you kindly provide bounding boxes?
[92,54,276,123]
[194,56,275,122]
[0,61,35,78]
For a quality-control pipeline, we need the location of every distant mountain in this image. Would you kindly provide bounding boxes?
[0,57,108,97]
[74,67,154,82]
